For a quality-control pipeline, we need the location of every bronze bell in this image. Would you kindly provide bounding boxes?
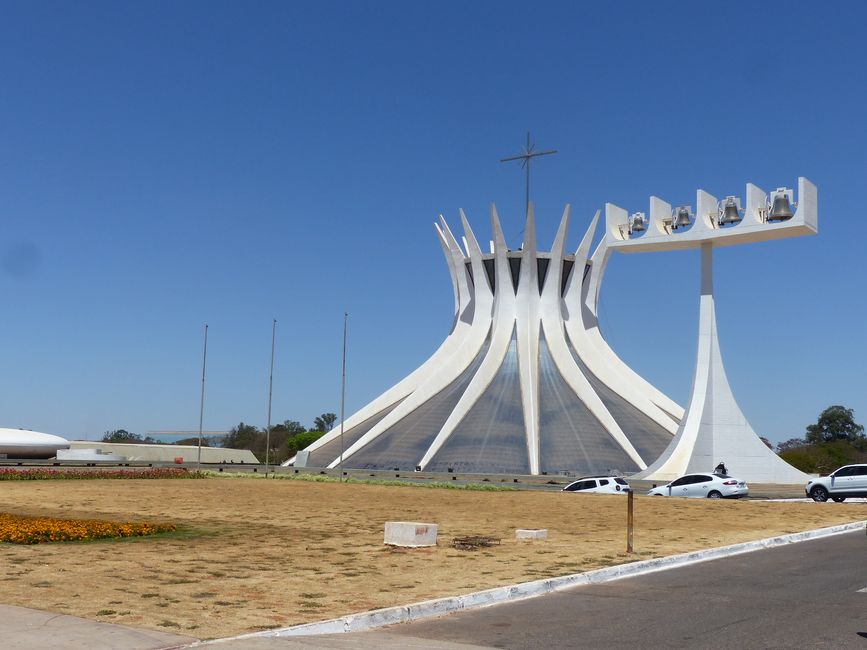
[630,213,646,233]
[673,206,691,229]
[768,192,794,221]
[719,197,742,225]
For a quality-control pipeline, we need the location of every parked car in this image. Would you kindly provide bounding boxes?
[562,475,631,495]
[647,472,748,499]
[805,464,867,502]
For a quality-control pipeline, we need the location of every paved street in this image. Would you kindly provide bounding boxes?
[377,529,867,649]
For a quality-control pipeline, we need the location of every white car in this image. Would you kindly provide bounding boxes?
[647,472,748,499]
[805,464,867,502]
[562,476,631,495]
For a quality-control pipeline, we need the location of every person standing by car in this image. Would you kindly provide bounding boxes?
[714,461,728,475]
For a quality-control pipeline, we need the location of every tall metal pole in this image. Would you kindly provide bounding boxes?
[265,319,277,474]
[339,311,348,482]
[196,323,209,471]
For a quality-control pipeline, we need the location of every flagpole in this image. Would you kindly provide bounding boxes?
[265,319,277,474]
[196,324,209,471]
[339,311,347,482]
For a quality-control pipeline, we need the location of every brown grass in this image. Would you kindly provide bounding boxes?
[0,477,863,639]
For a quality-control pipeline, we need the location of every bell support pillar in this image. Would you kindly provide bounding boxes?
[609,178,817,484]
[633,243,810,483]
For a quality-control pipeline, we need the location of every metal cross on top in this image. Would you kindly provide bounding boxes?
[500,132,557,218]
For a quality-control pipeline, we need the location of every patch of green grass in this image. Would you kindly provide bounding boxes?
[96,609,116,616]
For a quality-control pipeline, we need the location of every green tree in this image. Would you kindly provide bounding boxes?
[102,429,142,443]
[223,422,262,450]
[174,437,210,447]
[776,437,805,453]
[313,413,337,432]
[280,420,307,434]
[286,430,327,455]
[805,406,865,444]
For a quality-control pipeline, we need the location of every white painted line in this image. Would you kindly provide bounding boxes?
[765,498,867,503]
[858,588,867,593]
[196,520,867,646]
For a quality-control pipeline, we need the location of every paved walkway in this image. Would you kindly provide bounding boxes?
[0,603,493,649]
[0,603,195,649]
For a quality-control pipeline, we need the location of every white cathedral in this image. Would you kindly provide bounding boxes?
[288,178,817,484]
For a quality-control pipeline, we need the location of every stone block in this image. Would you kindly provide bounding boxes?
[384,522,438,547]
[516,528,547,541]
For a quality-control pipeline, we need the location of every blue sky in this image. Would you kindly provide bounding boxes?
[1,0,864,444]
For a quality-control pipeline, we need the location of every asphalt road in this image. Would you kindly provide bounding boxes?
[377,529,867,649]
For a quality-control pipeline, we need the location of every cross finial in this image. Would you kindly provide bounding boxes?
[500,132,557,218]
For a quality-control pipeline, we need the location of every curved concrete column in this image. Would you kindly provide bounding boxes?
[634,244,810,483]
[417,206,518,469]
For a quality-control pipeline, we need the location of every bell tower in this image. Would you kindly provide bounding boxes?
[607,178,817,483]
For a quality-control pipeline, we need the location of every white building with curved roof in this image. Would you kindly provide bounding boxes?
[0,428,70,459]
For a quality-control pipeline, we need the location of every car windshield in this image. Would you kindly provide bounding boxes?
[615,478,628,485]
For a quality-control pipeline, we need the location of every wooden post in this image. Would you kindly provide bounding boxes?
[627,489,634,553]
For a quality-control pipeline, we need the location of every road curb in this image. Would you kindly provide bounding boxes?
[199,520,866,645]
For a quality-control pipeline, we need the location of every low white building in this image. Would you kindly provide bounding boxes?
[67,441,259,464]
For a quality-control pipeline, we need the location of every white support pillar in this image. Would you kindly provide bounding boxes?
[635,244,810,483]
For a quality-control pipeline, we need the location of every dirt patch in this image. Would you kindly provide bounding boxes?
[0,477,863,639]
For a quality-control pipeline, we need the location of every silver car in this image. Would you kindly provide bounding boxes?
[647,472,748,499]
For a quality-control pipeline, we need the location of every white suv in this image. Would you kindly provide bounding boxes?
[805,464,867,502]
[562,476,631,495]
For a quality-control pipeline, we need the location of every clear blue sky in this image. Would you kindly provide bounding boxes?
[1,0,864,444]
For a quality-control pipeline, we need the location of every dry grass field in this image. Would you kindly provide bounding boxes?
[0,475,864,639]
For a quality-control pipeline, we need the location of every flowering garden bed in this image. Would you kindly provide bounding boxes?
[0,512,177,544]
[0,468,203,481]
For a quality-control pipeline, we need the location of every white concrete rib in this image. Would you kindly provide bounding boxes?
[284,219,474,465]
[327,217,494,468]
[514,206,542,475]
[561,227,680,434]
[578,236,685,422]
[417,207,510,469]
[544,210,646,469]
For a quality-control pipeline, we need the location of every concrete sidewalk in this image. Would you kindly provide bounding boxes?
[0,604,493,650]
[0,603,195,649]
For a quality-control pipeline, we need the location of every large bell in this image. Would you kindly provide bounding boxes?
[673,206,691,229]
[768,192,794,221]
[630,212,646,233]
[719,197,742,225]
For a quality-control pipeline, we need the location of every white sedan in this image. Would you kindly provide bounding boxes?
[648,473,748,499]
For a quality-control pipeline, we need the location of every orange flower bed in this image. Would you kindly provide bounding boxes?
[0,512,176,544]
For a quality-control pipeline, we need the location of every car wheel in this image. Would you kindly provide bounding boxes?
[831,496,846,503]
[810,486,829,502]
[707,490,722,499]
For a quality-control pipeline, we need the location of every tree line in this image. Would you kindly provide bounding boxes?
[777,405,866,473]
[100,412,337,465]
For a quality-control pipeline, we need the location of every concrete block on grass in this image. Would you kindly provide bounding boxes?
[516,528,548,541]
[384,522,438,547]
